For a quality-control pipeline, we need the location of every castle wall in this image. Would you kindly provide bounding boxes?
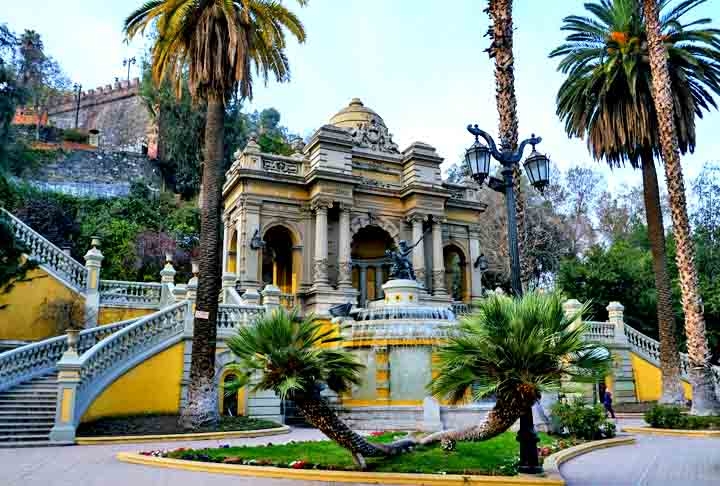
[47,79,151,154]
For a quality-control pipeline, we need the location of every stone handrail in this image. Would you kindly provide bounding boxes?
[0,318,136,392]
[217,304,264,336]
[624,325,660,363]
[99,279,162,307]
[451,302,472,316]
[585,320,615,343]
[1,207,88,291]
[72,301,189,424]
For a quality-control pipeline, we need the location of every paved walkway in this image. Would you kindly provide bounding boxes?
[1,424,719,486]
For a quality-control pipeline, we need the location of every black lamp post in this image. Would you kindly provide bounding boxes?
[72,83,82,129]
[123,56,136,82]
[464,124,551,475]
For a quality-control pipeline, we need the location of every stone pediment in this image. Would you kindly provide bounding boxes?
[347,118,400,154]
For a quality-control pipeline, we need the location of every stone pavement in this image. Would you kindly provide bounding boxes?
[1,423,719,486]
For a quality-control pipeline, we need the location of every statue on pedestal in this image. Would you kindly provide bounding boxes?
[385,229,428,281]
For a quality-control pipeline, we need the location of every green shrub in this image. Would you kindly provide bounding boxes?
[62,129,88,144]
[645,404,720,430]
[551,398,614,440]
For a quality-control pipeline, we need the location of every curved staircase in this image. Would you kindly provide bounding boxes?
[0,373,61,447]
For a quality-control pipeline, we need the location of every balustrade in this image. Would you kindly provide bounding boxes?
[99,279,162,307]
[451,302,471,316]
[0,318,136,392]
[217,304,264,335]
[624,325,660,362]
[584,321,615,343]
[2,208,88,291]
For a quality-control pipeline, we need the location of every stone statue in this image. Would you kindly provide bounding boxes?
[386,231,427,280]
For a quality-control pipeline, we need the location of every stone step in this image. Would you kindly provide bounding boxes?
[0,394,57,401]
[0,404,56,412]
[0,424,53,432]
[0,398,57,405]
[0,440,73,448]
[0,434,51,442]
[0,412,55,419]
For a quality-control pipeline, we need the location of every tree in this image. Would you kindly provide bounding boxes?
[486,0,529,288]
[563,167,603,255]
[551,0,720,405]
[125,0,307,429]
[420,292,610,470]
[643,0,720,415]
[225,309,412,469]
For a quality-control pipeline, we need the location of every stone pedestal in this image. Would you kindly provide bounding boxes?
[422,397,442,432]
[381,279,421,306]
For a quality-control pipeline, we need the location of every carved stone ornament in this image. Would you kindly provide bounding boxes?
[263,158,299,175]
[311,199,334,212]
[348,119,400,154]
[433,270,446,291]
[337,260,353,284]
[313,258,329,282]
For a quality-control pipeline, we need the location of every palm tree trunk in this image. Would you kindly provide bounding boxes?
[643,0,720,415]
[487,0,527,288]
[293,395,412,469]
[180,93,225,428]
[419,396,521,444]
[640,149,684,404]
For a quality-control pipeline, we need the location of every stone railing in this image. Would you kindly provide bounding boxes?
[451,302,472,316]
[0,318,136,392]
[99,279,162,308]
[585,320,615,344]
[217,304,265,337]
[624,325,660,363]
[1,207,88,291]
[72,301,189,424]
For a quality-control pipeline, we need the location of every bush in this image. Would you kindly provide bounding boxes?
[62,129,88,144]
[551,399,615,440]
[644,404,720,430]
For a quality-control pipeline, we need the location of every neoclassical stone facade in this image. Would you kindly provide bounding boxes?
[222,99,487,315]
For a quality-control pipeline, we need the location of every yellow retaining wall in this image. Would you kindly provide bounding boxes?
[97,306,154,325]
[0,268,81,341]
[81,342,184,422]
[630,352,692,402]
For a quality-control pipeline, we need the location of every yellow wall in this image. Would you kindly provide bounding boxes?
[97,306,154,325]
[81,342,184,422]
[631,353,692,402]
[0,268,81,341]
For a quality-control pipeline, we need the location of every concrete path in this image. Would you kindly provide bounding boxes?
[1,424,719,486]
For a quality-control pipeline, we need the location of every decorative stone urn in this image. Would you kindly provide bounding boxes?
[66,328,81,354]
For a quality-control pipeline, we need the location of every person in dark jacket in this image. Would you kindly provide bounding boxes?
[603,389,615,419]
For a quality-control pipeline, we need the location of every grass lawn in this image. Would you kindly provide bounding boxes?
[77,414,280,437]
[165,431,577,476]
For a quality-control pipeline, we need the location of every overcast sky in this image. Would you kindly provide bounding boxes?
[5,0,720,194]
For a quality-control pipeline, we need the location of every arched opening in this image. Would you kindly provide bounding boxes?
[222,373,239,416]
[262,226,295,294]
[351,225,394,307]
[226,228,237,274]
[444,244,467,302]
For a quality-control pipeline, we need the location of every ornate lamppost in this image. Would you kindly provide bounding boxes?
[72,83,82,129]
[464,125,550,297]
[123,56,136,82]
[464,124,551,475]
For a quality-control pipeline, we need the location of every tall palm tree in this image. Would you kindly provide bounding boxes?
[550,0,720,405]
[486,0,529,288]
[224,309,413,469]
[124,0,307,428]
[420,293,610,466]
[642,0,720,415]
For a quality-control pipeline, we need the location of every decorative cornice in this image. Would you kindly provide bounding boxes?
[311,198,334,212]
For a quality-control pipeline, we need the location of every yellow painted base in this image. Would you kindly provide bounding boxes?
[630,353,692,402]
[622,426,720,437]
[76,426,289,445]
[116,452,563,486]
[81,343,184,422]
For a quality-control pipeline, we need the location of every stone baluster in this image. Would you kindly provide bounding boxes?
[186,262,198,303]
[49,330,83,443]
[83,237,103,328]
[562,299,583,331]
[337,204,353,290]
[431,218,447,296]
[159,252,176,307]
[261,284,282,313]
[608,301,627,345]
[311,199,333,289]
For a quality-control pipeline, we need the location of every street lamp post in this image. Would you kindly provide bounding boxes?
[464,124,550,297]
[123,57,136,82]
[464,124,551,476]
[72,83,82,129]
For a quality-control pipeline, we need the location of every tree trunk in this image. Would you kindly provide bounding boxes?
[643,0,720,415]
[640,149,684,404]
[419,396,522,445]
[487,0,527,288]
[293,395,414,469]
[179,93,225,429]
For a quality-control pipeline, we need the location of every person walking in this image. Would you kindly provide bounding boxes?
[603,389,616,419]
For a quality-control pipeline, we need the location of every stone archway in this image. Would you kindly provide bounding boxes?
[350,213,400,247]
[444,243,468,302]
[351,225,394,306]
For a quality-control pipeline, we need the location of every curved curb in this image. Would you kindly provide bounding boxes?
[622,426,720,437]
[76,426,290,445]
[543,435,636,481]
[116,452,564,486]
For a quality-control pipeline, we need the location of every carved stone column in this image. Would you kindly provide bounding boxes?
[375,265,384,300]
[359,264,367,306]
[407,214,427,287]
[468,224,483,300]
[431,218,447,296]
[337,204,353,289]
[312,199,333,289]
[241,202,261,291]
[221,221,229,273]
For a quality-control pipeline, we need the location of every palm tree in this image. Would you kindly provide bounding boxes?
[486,0,529,288]
[642,0,720,415]
[124,0,307,429]
[421,292,610,471]
[224,309,412,469]
[550,0,720,405]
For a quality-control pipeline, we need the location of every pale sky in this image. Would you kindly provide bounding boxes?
[5,0,720,193]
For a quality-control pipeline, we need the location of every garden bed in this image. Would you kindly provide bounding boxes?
[146,431,585,476]
[644,405,720,430]
[77,414,280,437]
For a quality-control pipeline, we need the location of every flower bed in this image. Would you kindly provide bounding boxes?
[77,414,280,437]
[142,431,586,476]
[644,405,720,430]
